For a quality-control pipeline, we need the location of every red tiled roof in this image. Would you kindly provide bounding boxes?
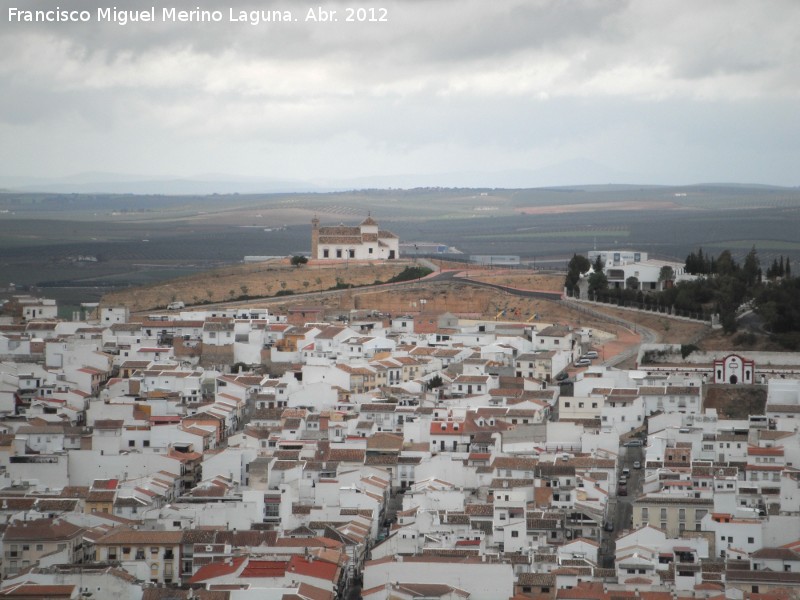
[189,556,247,583]
[455,539,481,546]
[92,478,119,490]
[430,420,471,435]
[287,555,339,582]
[240,560,287,578]
[0,585,76,598]
[4,518,84,542]
[748,446,785,456]
[297,582,335,600]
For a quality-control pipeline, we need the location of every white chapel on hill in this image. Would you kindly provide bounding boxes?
[311,215,400,261]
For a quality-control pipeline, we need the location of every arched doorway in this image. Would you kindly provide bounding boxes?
[729,374,738,384]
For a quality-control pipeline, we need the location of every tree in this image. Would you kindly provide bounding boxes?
[564,254,591,296]
[658,265,675,284]
[592,254,604,274]
[741,246,760,288]
[715,250,737,277]
[684,251,695,273]
[698,248,709,274]
[291,255,309,267]
[626,276,639,290]
[427,375,444,389]
[768,257,780,279]
[588,271,609,297]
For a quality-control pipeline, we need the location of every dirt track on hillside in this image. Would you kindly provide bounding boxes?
[101,259,413,312]
[104,261,715,355]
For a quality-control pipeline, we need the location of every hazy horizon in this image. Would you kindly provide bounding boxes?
[2,170,797,196]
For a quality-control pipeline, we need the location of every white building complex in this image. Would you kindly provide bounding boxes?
[311,215,400,261]
[588,249,690,291]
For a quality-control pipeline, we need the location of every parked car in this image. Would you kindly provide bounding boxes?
[633,461,642,469]
[622,468,630,477]
[603,520,614,532]
[556,372,569,381]
[583,350,599,359]
[624,440,643,447]
[617,485,628,496]
[574,358,591,367]
[618,476,627,485]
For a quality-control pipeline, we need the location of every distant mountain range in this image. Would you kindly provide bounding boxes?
[0,161,793,195]
[0,172,322,195]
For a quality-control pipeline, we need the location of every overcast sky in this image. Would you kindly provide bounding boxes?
[1,0,799,187]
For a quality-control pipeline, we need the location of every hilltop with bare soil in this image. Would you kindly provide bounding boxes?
[101,259,415,312]
[103,260,721,356]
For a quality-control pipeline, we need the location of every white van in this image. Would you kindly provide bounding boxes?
[583,350,598,359]
[574,358,591,367]
[167,301,185,310]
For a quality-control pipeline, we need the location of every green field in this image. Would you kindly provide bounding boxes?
[468,229,630,241]
[702,240,800,251]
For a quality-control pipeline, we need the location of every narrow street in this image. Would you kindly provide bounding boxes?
[599,443,644,567]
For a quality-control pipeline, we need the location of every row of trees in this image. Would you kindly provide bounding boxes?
[685,248,791,283]
[765,255,792,279]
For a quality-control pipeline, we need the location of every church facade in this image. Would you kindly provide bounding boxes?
[311,216,400,261]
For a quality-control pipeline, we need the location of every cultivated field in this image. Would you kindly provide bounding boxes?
[3,184,800,317]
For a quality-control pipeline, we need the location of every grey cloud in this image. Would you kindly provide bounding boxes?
[1,0,799,185]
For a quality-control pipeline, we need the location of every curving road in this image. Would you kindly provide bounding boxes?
[157,263,656,368]
[556,299,658,367]
[444,275,657,367]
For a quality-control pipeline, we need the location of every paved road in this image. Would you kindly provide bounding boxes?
[558,299,658,367]
[599,443,644,567]
[156,264,655,371]
[442,279,658,367]
[150,261,449,314]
